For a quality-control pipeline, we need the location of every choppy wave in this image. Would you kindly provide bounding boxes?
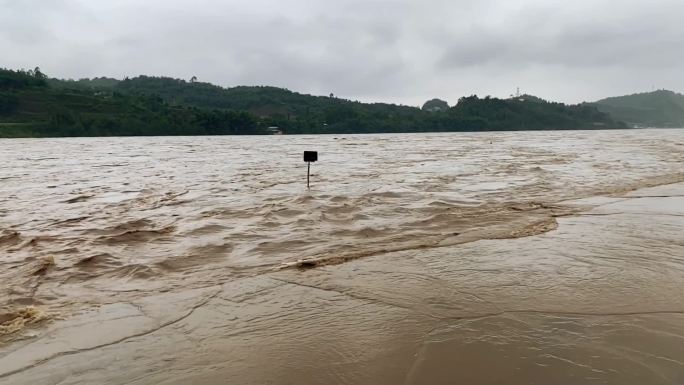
[1,130,684,338]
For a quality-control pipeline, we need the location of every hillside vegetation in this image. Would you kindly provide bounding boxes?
[1,68,626,137]
[1,69,262,137]
[592,90,684,128]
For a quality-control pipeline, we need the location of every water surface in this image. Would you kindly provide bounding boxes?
[1,129,684,384]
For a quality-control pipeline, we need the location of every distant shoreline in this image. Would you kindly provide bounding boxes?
[1,68,628,138]
[0,126,651,140]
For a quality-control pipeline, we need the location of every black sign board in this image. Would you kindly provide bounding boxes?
[303,151,318,188]
[304,151,318,162]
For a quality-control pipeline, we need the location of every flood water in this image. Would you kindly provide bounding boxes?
[1,129,684,384]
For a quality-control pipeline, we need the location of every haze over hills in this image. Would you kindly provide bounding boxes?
[591,90,684,128]
[1,67,626,137]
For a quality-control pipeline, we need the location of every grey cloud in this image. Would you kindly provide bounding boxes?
[1,0,682,105]
[438,3,684,70]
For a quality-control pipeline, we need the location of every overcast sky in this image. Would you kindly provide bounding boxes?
[1,0,683,106]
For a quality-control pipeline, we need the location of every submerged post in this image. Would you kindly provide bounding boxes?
[303,151,318,188]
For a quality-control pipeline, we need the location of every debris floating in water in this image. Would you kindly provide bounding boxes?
[0,306,49,336]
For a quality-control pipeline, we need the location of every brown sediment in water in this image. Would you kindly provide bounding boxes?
[0,307,49,336]
[0,230,21,245]
[1,130,684,383]
[281,213,567,270]
[1,184,683,384]
[29,256,55,276]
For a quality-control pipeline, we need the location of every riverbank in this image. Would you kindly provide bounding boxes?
[1,68,626,138]
[2,181,683,385]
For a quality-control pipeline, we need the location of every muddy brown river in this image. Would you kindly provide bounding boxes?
[1,129,684,384]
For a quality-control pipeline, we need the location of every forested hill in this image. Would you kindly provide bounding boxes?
[0,68,262,137]
[592,90,684,128]
[51,75,431,126]
[1,68,625,137]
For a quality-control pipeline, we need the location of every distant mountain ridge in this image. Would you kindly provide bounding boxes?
[591,90,684,128]
[1,67,626,137]
[51,75,624,131]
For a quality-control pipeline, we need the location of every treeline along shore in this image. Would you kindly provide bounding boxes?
[0,66,639,138]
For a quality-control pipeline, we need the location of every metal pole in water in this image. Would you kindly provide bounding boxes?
[303,151,318,189]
